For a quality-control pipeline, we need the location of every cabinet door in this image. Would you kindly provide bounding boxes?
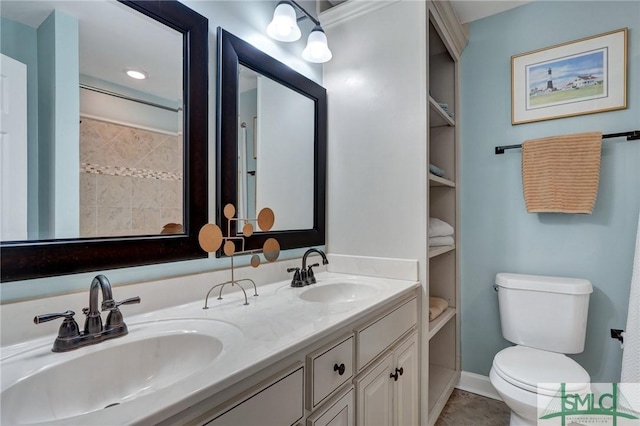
[354,352,393,426]
[393,331,419,426]
[307,387,354,426]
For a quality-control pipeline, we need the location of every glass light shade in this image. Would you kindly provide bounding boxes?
[302,27,332,63]
[266,2,301,42]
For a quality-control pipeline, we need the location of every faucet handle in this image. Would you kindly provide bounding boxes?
[113,296,141,308]
[34,310,76,324]
[34,310,80,343]
[287,267,304,287]
[306,263,320,285]
[100,296,139,312]
[101,299,116,311]
[105,297,140,328]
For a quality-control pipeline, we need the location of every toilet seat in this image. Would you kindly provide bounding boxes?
[492,346,590,396]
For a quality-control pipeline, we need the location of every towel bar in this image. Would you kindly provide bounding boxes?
[494,130,640,155]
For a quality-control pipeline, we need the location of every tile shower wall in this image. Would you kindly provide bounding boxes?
[79,118,183,237]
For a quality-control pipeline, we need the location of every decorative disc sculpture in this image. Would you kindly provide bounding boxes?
[198,204,280,307]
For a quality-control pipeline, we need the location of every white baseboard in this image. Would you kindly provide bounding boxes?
[456,371,502,401]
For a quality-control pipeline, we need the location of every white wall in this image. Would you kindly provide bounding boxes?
[257,76,314,231]
[324,1,427,264]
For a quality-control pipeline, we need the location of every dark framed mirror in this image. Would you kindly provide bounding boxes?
[217,27,326,254]
[0,0,208,282]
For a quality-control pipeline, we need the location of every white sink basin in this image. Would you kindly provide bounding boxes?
[298,282,378,303]
[1,319,242,425]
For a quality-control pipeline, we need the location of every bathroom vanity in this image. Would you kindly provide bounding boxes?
[171,282,419,426]
[0,270,420,425]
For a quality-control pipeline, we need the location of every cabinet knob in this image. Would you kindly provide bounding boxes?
[333,363,346,376]
[390,367,403,381]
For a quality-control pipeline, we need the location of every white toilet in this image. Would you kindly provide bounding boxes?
[489,273,593,426]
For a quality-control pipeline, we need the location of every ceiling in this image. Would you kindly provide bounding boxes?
[1,1,182,102]
[450,0,534,24]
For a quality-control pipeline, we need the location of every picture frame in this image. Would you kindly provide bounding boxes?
[512,28,627,125]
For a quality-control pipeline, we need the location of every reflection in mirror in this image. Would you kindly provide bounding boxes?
[0,0,183,242]
[0,1,208,282]
[237,66,314,231]
[217,27,327,254]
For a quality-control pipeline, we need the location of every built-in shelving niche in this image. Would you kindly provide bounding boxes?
[427,8,460,425]
[428,319,457,415]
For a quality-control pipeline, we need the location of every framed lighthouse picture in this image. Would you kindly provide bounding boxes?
[511,28,627,125]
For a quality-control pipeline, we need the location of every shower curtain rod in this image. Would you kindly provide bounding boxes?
[494,130,640,155]
[79,84,182,113]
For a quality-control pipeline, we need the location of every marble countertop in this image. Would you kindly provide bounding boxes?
[1,272,419,425]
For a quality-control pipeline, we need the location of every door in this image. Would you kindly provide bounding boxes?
[355,352,393,426]
[0,54,28,241]
[393,331,419,426]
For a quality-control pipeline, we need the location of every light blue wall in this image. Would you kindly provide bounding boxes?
[1,1,323,302]
[1,17,40,239]
[51,11,80,239]
[460,1,640,383]
[36,11,80,238]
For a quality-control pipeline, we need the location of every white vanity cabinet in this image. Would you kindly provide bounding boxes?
[164,292,419,426]
[354,331,419,426]
[354,296,419,426]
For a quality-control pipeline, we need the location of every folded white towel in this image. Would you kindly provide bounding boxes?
[429,236,454,247]
[429,217,454,237]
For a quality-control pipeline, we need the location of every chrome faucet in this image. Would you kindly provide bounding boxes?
[288,248,329,287]
[34,275,140,352]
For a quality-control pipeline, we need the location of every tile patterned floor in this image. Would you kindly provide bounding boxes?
[435,389,511,426]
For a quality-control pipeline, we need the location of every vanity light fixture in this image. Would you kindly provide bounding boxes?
[125,69,148,80]
[266,1,301,42]
[266,1,332,63]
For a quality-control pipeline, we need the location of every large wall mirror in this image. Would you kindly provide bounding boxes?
[217,28,326,253]
[0,0,208,281]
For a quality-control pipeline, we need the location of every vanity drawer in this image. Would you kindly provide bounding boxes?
[206,363,304,426]
[355,297,417,370]
[307,334,354,410]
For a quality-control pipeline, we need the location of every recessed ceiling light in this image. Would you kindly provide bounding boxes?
[125,69,148,80]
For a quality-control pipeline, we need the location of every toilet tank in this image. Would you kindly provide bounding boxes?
[495,273,593,354]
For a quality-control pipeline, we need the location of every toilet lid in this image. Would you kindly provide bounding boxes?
[493,346,590,396]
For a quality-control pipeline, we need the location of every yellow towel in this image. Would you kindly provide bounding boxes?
[522,131,602,214]
[429,297,449,321]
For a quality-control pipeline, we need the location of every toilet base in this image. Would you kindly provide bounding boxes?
[490,367,539,426]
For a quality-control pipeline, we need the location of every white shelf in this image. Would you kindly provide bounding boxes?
[429,96,455,127]
[428,244,455,258]
[429,174,455,187]
[427,364,458,414]
[428,307,456,340]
